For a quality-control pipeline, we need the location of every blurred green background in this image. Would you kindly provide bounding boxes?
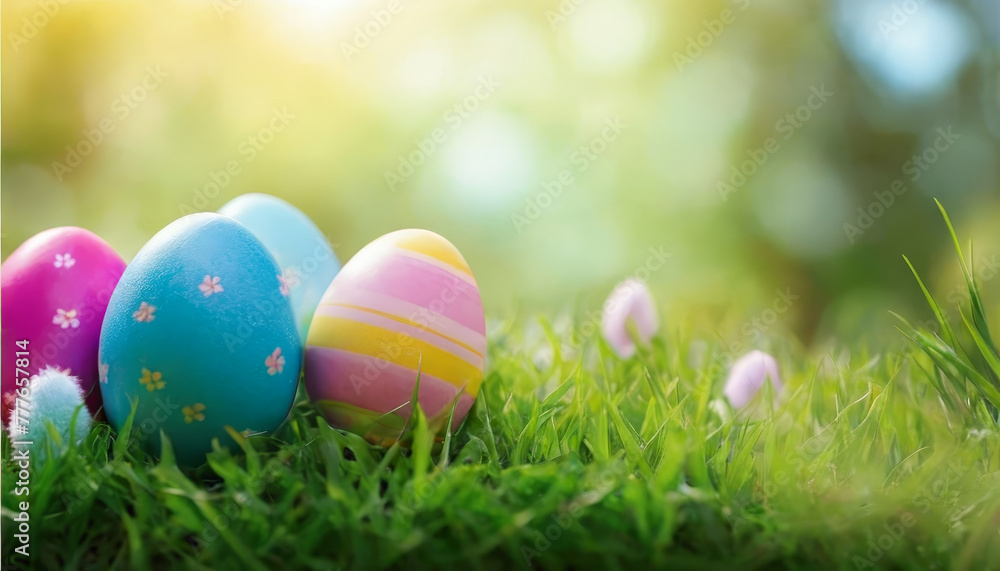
[2,0,998,346]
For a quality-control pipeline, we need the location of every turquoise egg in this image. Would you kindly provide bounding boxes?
[218,194,340,342]
[98,213,301,466]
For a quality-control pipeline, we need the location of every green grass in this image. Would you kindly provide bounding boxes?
[4,212,1000,570]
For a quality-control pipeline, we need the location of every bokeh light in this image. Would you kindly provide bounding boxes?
[2,0,998,346]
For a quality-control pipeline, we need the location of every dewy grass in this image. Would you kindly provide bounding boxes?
[3,212,1000,570]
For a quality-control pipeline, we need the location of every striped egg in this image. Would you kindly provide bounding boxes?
[304,229,485,445]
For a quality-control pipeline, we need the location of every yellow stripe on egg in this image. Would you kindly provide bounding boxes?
[390,229,474,278]
[326,302,485,358]
[307,315,484,395]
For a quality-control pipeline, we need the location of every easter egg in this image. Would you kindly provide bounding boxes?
[98,213,301,466]
[304,229,485,445]
[218,193,340,342]
[1,227,126,423]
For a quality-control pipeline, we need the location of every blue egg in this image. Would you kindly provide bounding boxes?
[218,194,340,342]
[98,213,301,466]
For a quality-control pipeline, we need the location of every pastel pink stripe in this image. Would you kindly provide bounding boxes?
[313,304,485,367]
[319,284,486,355]
[320,288,486,354]
[305,346,475,422]
[396,248,478,286]
[326,251,486,336]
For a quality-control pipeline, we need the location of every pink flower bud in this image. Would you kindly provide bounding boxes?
[601,279,658,358]
[724,350,782,408]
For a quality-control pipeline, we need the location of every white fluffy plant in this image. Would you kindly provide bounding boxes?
[6,366,92,462]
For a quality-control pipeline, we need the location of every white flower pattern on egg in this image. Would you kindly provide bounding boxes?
[52,308,80,329]
[53,253,76,269]
[133,301,157,323]
[199,275,224,297]
[265,347,285,375]
[99,363,110,384]
[278,269,300,296]
[278,274,290,297]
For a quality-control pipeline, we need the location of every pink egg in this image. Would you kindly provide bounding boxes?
[1,227,126,422]
[304,229,486,446]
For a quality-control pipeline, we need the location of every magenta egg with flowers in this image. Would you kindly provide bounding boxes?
[0,227,126,423]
